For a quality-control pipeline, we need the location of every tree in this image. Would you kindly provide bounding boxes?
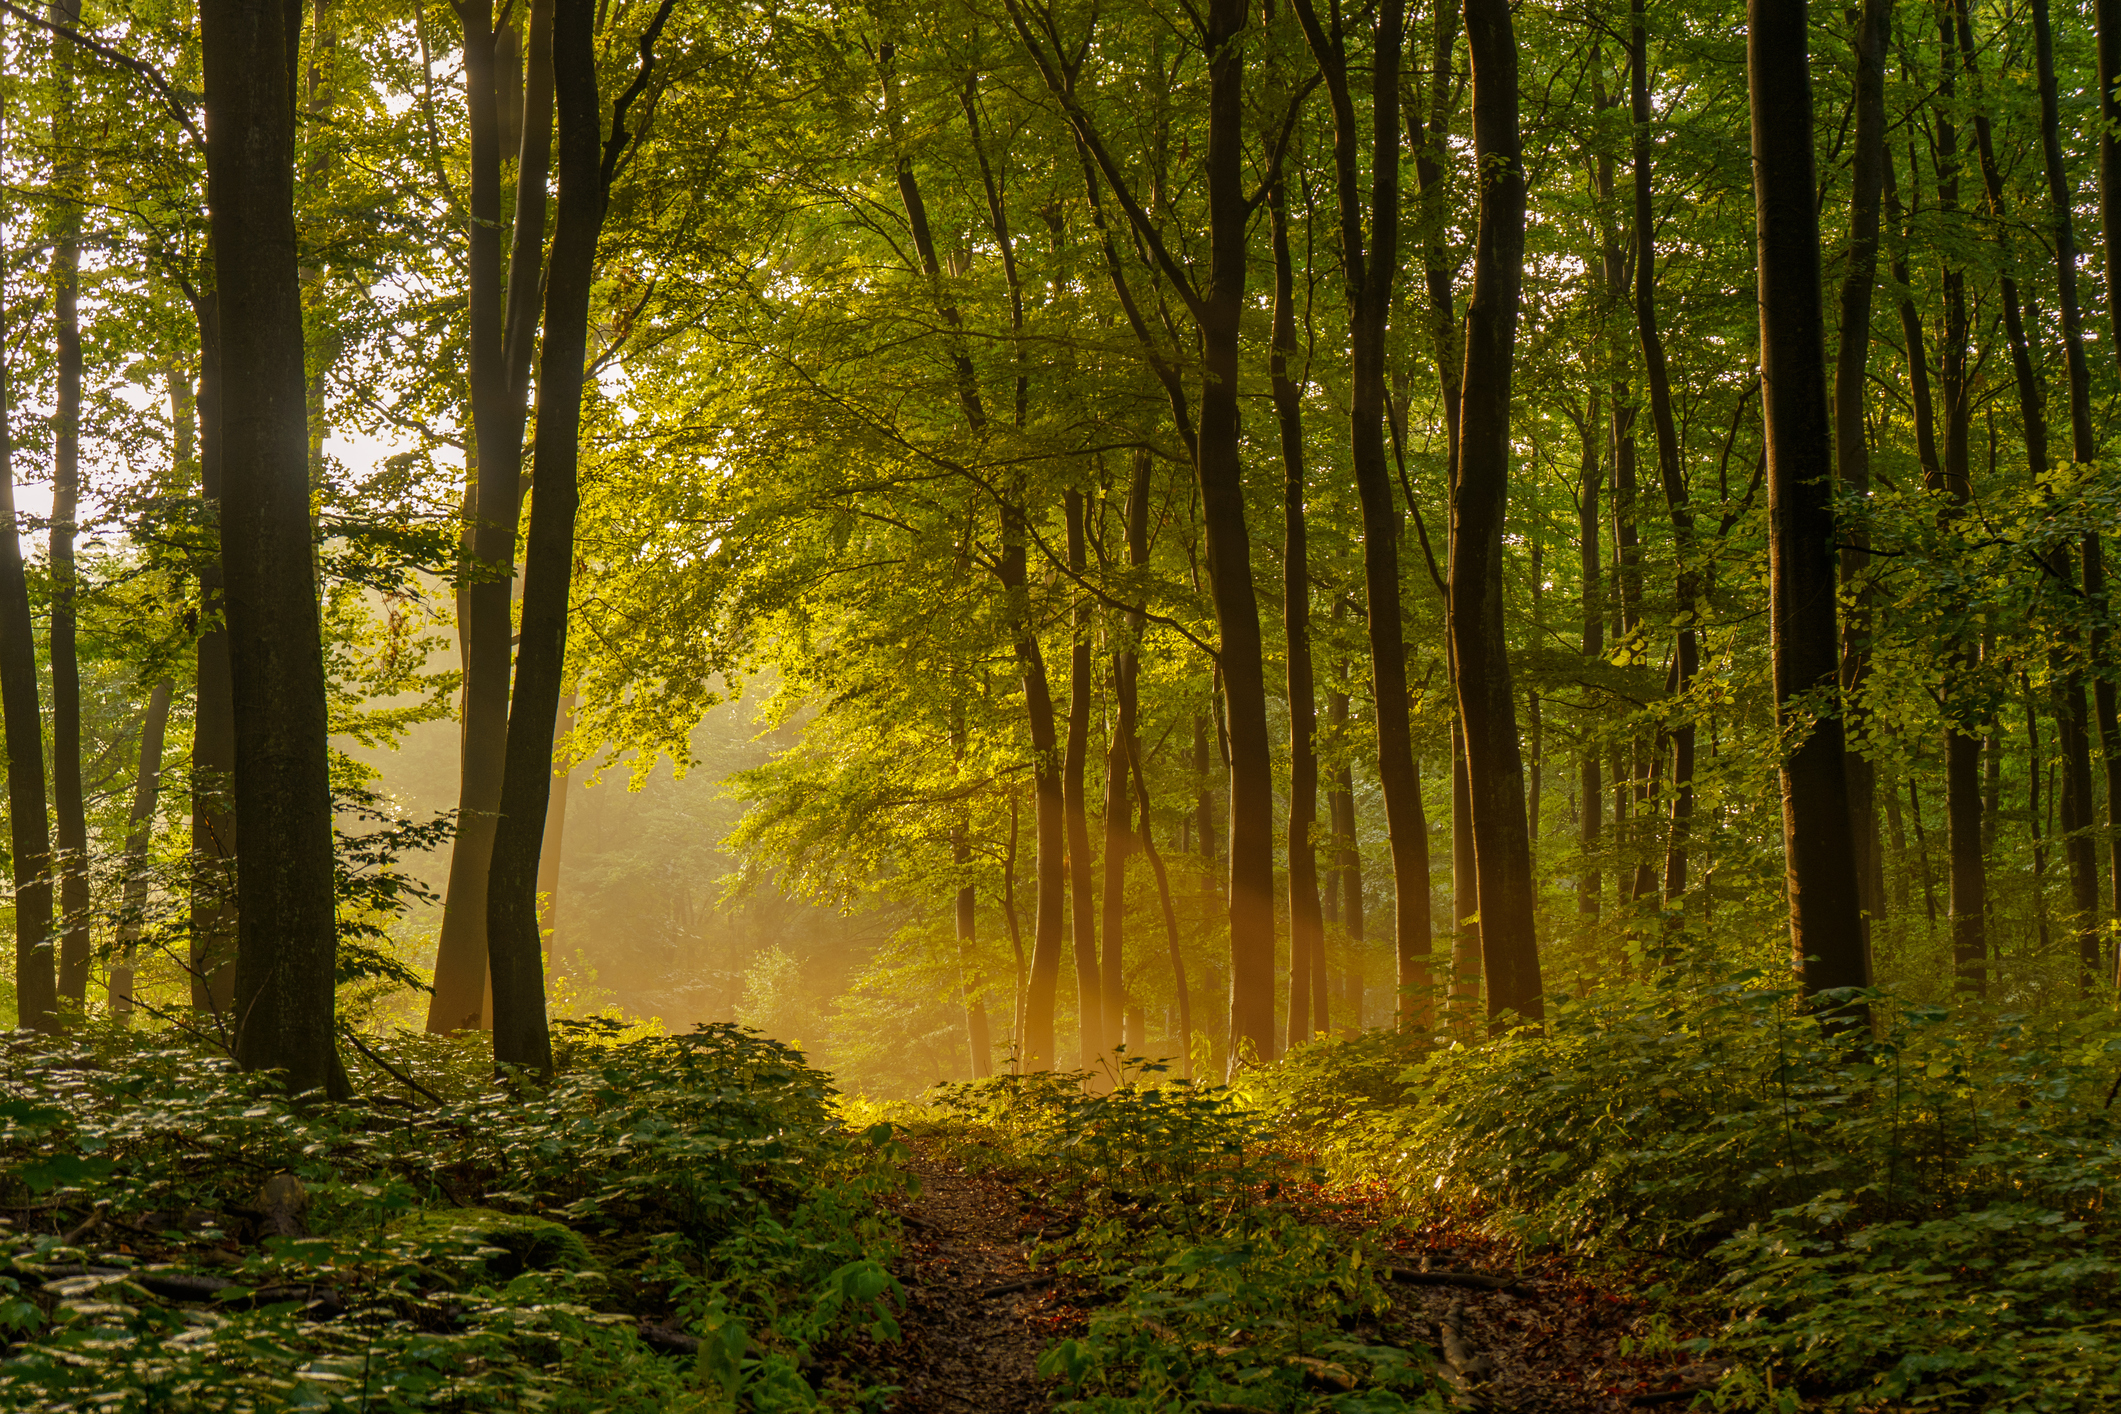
[1451,0,1541,1026]
[202,0,342,1092]
[1749,0,1868,1002]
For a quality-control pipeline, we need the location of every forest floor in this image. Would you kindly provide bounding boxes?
[880,1139,1727,1413]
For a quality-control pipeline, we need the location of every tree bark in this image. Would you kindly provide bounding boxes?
[1449,722,1478,1017]
[1451,0,1541,1026]
[1062,491,1103,1067]
[1328,687,1364,960]
[189,293,238,1017]
[49,0,90,1007]
[1264,175,1323,1045]
[429,0,527,1033]
[1294,0,1417,1034]
[1008,502,1066,1072]
[1628,0,1697,919]
[1576,402,1604,932]
[1834,0,1891,939]
[203,0,342,1093]
[109,680,174,1018]
[1100,451,1149,1063]
[1749,0,1869,1004]
[536,689,572,960]
[0,130,54,1031]
[485,0,605,1076]
[2095,0,2121,942]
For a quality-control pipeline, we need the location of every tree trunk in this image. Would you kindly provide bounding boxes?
[1576,402,1604,933]
[49,4,89,1007]
[1328,688,1364,958]
[1010,502,1066,1072]
[1834,0,1891,940]
[1126,737,1191,1080]
[1265,175,1323,1046]
[2095,0,2121,943]
[109,680,174,1019]
[536,688,572,959]
[1749,0,1869,1005]
[429,0,517,1033]
[189,294,238,1018]
[0,155,54,1031]
[1062,491,1104,1068]
[1449,723,1478,1017]
[485,0,608,1076]
[1293,0,1418,1034]
[203,0,342,1093]
[1628,0,1697,921]
[1101,453,1149,1064]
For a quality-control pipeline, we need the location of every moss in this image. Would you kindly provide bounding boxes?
[390,1206,596,1278]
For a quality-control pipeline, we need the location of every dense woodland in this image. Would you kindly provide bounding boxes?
[4,0,2121,1407]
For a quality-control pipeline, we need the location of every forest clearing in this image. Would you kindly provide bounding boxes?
[4,0,2121,1406]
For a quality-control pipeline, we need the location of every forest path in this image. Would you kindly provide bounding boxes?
[882,1138,1058,1412]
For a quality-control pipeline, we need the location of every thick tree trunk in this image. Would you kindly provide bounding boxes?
[429,0,516,1033]
[49,8,89,1007]
[485,0,606,1076]
[1749,0,1869,1004]
[109,680,174,1018]
[1835,0,1891,939]
[203,0,342,1092]
[1451,0,1541,1025]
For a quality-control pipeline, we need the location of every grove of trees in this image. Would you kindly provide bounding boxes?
[1,0,2118,1093]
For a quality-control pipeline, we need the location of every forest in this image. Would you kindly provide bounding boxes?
[2,0,2120,1407]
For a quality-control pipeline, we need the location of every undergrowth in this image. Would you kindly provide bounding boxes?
[916,1059,1445,1413]
[0,1019,911,1412]
[1244,975,2121,1412]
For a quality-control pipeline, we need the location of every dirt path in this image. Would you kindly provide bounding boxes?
[881,1140,1058,1412]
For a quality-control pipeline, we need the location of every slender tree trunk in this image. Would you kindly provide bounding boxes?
[188,293,238,1017]
[1188,0,1277,1071]
[1100,454,1148,1062]
[429,0,516,1033]
[203,0,342,1092]
[1008,503,1067,1072]
[2095,0,2121,942]
[1266,178,1325,1045]
[1578,397,1604,933]
[48,3,90,1007]
[1835,0,1891,940]
[1750,0,1869,1004]
[1628,0,1696,920]
[1328,687,1364,962]
[1451,0,1540,1025]
[485,0,610,1075]
[109,680,174,1019]
[1126,738,1191,1079]
[1061,491,1104,1067]
[536,689,572,965]
[0,136,53,1032]
[2027,680,2053,957]
[1294,0,1418,1032]
[1450,723,1478,1017]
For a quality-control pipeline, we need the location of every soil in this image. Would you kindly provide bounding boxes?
[879,1139,1068,1412]
[873,1149,1725,1414]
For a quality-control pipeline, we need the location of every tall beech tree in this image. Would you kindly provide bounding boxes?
[1749,0,1868,1001]
[202,0,342,1092]
[1451,0,1540,1025]
[49,0,90,1007]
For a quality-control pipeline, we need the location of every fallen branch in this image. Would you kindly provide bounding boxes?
[1436,1300,1496,1407]
[638,1320,700,1354]
[979,1274,1053,1298]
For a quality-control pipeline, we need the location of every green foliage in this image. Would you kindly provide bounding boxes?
[0,1020,910,1411]
[926,1065,1442,1412]
[1245,981,2121,1410]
